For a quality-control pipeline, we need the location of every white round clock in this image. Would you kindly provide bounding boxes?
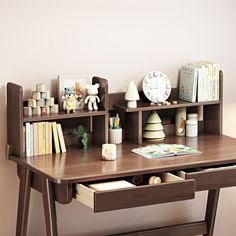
[142,71,171,103]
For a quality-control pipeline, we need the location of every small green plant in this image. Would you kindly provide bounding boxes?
[73,125,89,149]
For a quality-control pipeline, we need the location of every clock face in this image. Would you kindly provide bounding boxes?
[142,71,171,103]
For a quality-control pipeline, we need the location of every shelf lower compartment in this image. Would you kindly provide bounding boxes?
[74,172,195,212]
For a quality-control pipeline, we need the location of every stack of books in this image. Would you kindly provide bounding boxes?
[24,122,66,157]
[178,61,220,102]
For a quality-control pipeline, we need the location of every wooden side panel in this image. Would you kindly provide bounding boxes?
[92,77,109,144]
[125,111,142,144]
[92,77,108,111]
[7,83,24,157]
[94,180,194,212]
[204,71,223,135]
[93,115,108,144]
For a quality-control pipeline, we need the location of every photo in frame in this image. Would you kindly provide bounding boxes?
[58,74,88,111]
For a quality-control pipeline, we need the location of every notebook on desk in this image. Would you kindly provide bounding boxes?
[132,144,201,159]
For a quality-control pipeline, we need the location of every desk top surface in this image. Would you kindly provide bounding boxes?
[10,135,236,183]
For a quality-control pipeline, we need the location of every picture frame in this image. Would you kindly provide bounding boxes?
[58,74,88,111]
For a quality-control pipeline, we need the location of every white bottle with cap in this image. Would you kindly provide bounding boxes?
[186,119,198,137]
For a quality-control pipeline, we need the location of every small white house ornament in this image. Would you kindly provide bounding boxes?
[124,81,140,108]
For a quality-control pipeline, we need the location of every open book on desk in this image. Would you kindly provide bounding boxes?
[132,144,201,159]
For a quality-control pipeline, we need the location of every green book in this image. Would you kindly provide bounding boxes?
[52,122,60,154]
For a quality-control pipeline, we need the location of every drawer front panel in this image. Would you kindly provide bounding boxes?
[183,167,236,191]
[94,180,195,212]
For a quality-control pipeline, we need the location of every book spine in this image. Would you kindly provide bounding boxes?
[212,63,220,100]
[203,67,209,101]
[197,67,202,102]
[30,124,34,156]
[45,122,49,155]
[25,123,30,157]
[193,69,198,102]
[42,122,46,155]
[57,123,66,153]
[38,122,43,155]
[52,122,60,154]
[33,122,39,156]
[49,122,52,154]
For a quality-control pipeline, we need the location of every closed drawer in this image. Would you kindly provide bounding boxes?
[177,164,236,191]
[74,172,195,212]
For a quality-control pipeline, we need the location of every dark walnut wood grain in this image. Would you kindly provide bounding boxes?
[10,135,236,184]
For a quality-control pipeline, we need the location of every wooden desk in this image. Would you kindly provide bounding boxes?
[10,135,236,236]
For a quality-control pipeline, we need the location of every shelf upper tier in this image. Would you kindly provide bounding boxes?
[23,109,106,123]
[113,99,221,112]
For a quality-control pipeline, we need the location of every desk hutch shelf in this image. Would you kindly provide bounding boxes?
[7,71,236,236]
[112,71,223,144]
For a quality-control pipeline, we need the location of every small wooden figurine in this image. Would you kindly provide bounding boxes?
[85,83,100,111]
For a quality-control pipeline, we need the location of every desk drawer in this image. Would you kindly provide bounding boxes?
[74,172,195,212]
[177,164,236,191]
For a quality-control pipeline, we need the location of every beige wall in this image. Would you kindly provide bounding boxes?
[1,0,236,235]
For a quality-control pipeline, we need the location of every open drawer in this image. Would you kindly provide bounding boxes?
[177,164,236,191]
[74,172,195,212]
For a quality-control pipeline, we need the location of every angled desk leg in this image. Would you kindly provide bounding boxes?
[204,189,220,236]
[16,166,32,236]
[42,178,58,236]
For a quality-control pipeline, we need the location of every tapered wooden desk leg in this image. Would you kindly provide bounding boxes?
[204,189,220,236]
[42,178,58,236]
[16,167,32,236]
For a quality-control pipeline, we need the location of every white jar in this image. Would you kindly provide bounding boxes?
[186,119,198,137]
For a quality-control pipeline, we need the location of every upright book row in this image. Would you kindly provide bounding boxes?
[179,61,220,102]
[24,121,66,157]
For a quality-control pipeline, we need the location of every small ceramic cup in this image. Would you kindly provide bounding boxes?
[102,144,117,161]
[109,129,122,144]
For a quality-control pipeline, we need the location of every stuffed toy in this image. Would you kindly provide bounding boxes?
[62,87,78,113]
[85,83,100,111]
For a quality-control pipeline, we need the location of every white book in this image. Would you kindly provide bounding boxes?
[197,61,214,101]
[188,63,208,102]
[206,61,220,100]
[25,123,31,157]
[56,123,66,153]
[179,65,198,102]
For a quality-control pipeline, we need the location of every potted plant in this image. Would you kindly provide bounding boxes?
[73,125,89,149]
